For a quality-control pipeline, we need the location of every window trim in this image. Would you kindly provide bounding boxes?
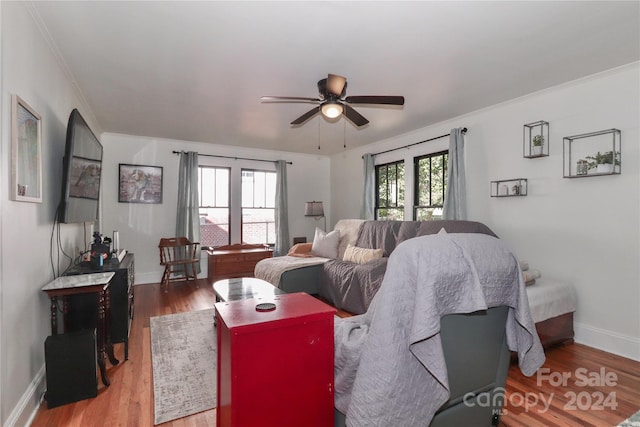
[198,165,231,247]
[240,168,276,245]
[413,150,448,221]
[375,160,405,220]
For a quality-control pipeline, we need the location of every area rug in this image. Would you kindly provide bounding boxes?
[150,308,216,425]
[618,409,640,427]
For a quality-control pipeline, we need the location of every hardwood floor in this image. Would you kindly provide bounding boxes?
[30,281,639,426]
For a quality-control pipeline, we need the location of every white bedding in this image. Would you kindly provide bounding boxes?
[526,278,577,323]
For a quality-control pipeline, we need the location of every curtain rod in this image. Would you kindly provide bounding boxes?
[366,127,467,158]
[172,151,292,165]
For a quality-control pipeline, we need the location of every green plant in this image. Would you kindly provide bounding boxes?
[533,135,544,147]
[585,151,620,169]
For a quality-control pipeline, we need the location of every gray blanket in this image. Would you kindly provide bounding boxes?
[334,233,545,426]
[319,258,388,314]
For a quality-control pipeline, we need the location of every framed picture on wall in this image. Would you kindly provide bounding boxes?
[118,164,163,204]
[11,95,42,203]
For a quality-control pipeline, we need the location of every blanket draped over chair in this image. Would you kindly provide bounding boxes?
[334,233,545,426]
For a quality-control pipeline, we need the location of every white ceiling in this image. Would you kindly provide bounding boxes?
[32,1,639,155]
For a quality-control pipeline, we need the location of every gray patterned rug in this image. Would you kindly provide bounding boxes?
[150,308,216,425]
[618,409,640,427]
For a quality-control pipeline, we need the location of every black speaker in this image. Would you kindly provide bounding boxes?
[44,330,97,408]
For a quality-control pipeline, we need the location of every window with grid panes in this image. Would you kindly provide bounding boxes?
[414,151,448,221]
[198,166,231,247]
[375,160,405,220]
[241,169,276,245]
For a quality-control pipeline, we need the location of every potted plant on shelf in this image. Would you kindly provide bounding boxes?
[532,135,544,156]
[586,151,620,174]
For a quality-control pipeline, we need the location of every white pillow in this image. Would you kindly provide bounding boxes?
[311,227,340,259]
[343,244,383,264]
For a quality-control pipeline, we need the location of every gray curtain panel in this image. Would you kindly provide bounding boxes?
[360,153,375,220]
[176,151,201,273]
[274,160,290,256]
[443,128,467,220]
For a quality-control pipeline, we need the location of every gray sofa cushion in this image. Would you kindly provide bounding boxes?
[398,220,498,246]
[354,221,402,257]
[319,258,388,315]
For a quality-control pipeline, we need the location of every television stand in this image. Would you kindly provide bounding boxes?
[63,253,135,360]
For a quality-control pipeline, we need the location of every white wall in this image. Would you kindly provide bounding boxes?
[0,3,103,426]
[331,63,640,361]
[100,133,331,284]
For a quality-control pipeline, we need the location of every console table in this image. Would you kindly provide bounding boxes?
[207,244,273,284]
[42,272,119,387]
[64,254,135,359]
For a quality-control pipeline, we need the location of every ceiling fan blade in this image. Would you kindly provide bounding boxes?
[345,95,405,105]
[290,106,321,125]
[343,104,369,127]
[327,74,347,97]
[261,96,321,103]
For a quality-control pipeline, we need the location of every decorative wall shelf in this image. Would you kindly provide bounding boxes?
[563,129,621,178]
[523,121,549,158]
[490,178,527,197]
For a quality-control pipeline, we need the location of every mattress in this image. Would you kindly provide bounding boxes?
[525,278,577,323]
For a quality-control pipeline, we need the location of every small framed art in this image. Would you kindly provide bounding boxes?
[11,95,42,203]
[118,164,163,203]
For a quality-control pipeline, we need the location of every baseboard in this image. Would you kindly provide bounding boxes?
[135,271,161,285]
[134,271,207,285]
[574,321,640,362]
[5,364,46,427]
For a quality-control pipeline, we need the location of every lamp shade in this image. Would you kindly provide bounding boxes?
[304,201,324,217]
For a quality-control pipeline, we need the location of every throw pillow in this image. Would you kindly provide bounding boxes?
[343,244,384,265]
[311,228,340,259]
[287,242,314,258]
[288,242,312,255]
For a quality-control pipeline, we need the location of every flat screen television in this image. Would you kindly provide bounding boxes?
[59,109,103,223]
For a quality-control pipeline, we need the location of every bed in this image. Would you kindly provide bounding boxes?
[525,278,577,348]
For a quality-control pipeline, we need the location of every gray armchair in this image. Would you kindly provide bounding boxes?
[335,306,510,427]
[333,233,544,426]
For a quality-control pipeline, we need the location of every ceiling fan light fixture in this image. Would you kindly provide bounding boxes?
[321,102,343,119]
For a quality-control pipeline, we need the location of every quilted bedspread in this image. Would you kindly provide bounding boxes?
[334,233,545,426]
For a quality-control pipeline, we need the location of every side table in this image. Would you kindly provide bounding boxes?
[42,272,119,387]
[215,292,336,427]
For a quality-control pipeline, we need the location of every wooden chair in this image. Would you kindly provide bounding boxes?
[158,237,200,293]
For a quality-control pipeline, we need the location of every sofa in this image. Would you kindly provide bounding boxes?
[255,218,577,349]
[255,219,497,314]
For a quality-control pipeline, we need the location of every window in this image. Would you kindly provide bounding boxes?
[241,169,276,245]
[198,166,230,247]
[375,161,405,220]
[414,151,448,221]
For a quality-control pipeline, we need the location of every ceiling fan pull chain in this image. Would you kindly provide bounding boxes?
[317,116,321,151]
[343,118,347,149]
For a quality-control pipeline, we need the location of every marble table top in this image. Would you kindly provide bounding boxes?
[42,272,115,291]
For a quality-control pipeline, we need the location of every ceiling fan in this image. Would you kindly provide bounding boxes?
[261,73,405,127]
